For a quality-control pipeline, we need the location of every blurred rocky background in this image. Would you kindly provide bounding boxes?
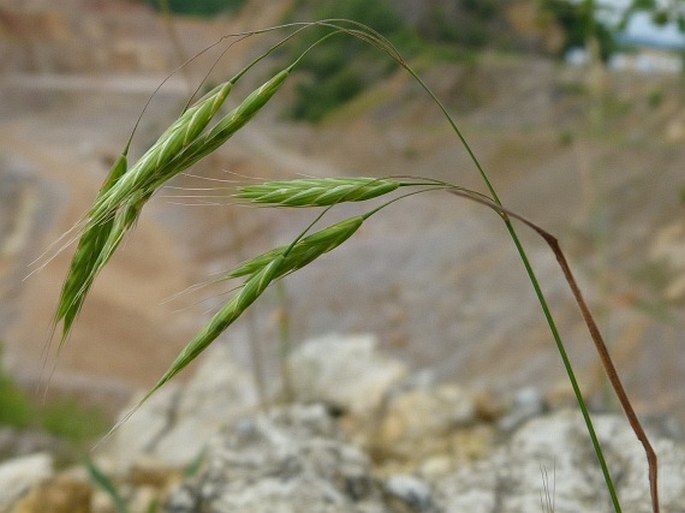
[2,335,685,512]
[0,0,684,511]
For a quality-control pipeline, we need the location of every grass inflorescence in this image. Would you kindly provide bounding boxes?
[48,21,660,513]
[234,177,401,206]
[228,215,365,279]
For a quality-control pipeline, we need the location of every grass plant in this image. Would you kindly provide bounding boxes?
[85,447,204,513]
[86,457,160,513]
[86,458,130,513]
[46,21,660,513]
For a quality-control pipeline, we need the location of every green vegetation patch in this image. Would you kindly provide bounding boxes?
[41,398,109,442]
[0,344,108,442]
[280,0,523,122]
[284,0,412,122]
[0,369,34,429]
[541,0,617,60]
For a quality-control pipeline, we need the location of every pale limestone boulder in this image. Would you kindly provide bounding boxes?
[164,404,423,513]
[287,333,407,416]
[374,384,488,466]
[384,474,437,513]
[107,343,258,471]
[433,409,685,512]
[0,453,53,510]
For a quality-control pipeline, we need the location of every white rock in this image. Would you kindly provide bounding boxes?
[161,401,685,513]
[287,333,407,416]
[165,404,388,513]
[374,384,480,461]
[385,474,435,512]
[0,452,53,509]
[434,409,685,512]
[498,386,545,431]
[107,343,258,470]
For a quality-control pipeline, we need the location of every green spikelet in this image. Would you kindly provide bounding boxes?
[55,153,128,343]
[142,254,285,401]
[155,68,292,184]
[235,177,400,207]
[91,81,233,223]
[228,216,365,279]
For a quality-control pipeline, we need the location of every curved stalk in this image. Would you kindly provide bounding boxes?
[397,56,630,513]
[446,188,659,513]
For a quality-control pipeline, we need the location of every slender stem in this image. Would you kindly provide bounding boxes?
[276,281,293,402]
[505,222,622,512]
[448,188,659,513]
[245,308,269,414]
[400,65,625,512]
[263,24,642,509]
[338,25,658,511]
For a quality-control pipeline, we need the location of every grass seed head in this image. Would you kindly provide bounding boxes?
[145,254,285,398]
[145,215,366,398]
[175,68,292,170]
[235,177,400,207]
[89,82,234,223]
[59,70,291,344]
[93,70,290,224]
[148,81,233,170]
[228,215,365,279]
[56,194,145,341]
[100,153,128,192]
[55,154,130,341]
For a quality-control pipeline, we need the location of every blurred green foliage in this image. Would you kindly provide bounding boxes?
[647,89,663,108]
[42,399,109,442]
[0,365,34,429]
[146,0,248,17]
[86,458,131,513]
[283,0,490,121]
[285,0,412,122]
[621,0,685,32]
[0,343,108,442]
[541,0,617,61]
